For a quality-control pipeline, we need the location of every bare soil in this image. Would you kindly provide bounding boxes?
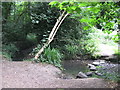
[1,56,118,88]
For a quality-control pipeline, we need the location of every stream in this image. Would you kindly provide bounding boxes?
[61,60,90,78]
[62,59,120,80]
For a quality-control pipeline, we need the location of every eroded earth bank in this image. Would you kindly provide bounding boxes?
[1,57,118,88]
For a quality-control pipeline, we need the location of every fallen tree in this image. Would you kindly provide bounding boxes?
[34,10,69,60]
[34,0,80,60]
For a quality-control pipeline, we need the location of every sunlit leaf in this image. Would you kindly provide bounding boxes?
[49,1,59,6]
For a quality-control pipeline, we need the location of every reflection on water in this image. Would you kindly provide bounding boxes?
[62,60,89,77]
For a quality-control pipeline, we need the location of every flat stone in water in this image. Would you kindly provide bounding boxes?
[90,66,97,71]
[99,60,106,64]
[86,72,93,76]
[76,72,88,78]
[95,71,103,76]
[87,64,97,71]
[88,64,95,68]
[92,62,100,66]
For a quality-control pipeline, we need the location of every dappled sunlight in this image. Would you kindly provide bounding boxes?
[98,44,118,56]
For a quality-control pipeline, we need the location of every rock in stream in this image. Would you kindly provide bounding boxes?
[76,72,88,78]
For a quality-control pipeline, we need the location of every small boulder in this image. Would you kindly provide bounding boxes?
[88,64,95,68]
[95,71,103,76]
[99,60,106,64]
[76,72,88,78]
[85,72,93,76]
[92,62,100,66]
[87,64,97,71]
[90,65,97,71]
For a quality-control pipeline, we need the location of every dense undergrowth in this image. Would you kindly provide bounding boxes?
[2,2,119,71]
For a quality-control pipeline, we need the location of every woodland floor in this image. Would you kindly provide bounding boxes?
[1,56,118,88]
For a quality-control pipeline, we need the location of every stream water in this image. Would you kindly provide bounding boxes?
[62,59,120,80]
[62,60,89,78]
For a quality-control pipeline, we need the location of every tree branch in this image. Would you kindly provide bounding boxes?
[34,11,69,60]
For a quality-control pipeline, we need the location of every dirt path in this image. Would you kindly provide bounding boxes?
[1,58,118,88]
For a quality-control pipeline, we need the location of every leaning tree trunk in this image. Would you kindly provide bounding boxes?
[34,11,69,60]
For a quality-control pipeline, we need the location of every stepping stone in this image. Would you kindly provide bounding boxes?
[92,62,100,66]
[86,72,93,76]
[90,66,97,71]
[88,64,95,68]
[105,55,118,60]
[95,71,103,76]
[87,64,97,71]
[76,72,88,78]
[99,60,106,64]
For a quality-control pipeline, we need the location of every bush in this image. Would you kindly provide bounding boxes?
[32,45,63,69]
[61,27,100,60]
[63,44,78,59]
[26,33,38,44]
[2,43,19,59]
[31,44,42,55]
[78,38,99,58]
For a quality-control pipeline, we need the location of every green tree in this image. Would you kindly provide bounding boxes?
[34,0,82,59]
[34,1,119,60]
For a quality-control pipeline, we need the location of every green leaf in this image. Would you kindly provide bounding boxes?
[75,7,81,13]
[61,1,69,5]
[49,1,60,7]
[66,6,73,13]
[69,1,74,5]
[70,6,77,10]
[78,3,88,7]
[83,26,90,30]
[43,35,47,37]
[41,39,46,42]
[58,4,63,10]
[80,18,88,23]
[49,1,59,6]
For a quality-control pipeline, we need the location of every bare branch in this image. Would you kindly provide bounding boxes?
[34,11,69,60]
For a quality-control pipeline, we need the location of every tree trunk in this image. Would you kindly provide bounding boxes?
[34,11,69,60]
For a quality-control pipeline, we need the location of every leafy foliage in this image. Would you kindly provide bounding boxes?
[2,43,19,59]
[49,1,119,31]
[64,44,78,59]
[31,45,62,69]
[2,2,60,60]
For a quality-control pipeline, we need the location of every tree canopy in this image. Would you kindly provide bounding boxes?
[2,1,119,64]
